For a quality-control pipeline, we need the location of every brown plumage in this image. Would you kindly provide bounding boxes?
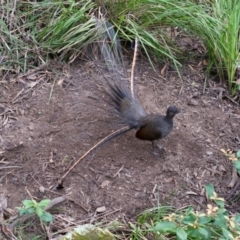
[107,79,180,146]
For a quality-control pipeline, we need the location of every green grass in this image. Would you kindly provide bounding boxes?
[105,0,219,69]
[35,0,98,62]
[205,0,240,95]
[1,0,240,94]
[0,0,98,72]
[105,0,240,95]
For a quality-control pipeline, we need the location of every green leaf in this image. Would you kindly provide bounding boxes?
[22,200,35,207]
[19,208,29,216]
[213,214,227,227]
[217,209,228,215]
[198,216,212,225]
[236,150,240,159]
[187,229,201,238]
[234,214,240,223]
[215,199,225,208]
[36,207,43,217]
[40,212,54,223]
[186,207,194,214]
[38,199,51,208]
[205,184,214,198]
[26,207,35,214]
[198,227,210,239]
[221,227,233,240]
[234,160,240,171]
[155,221,177,232]
[19,206,35,215]
[183,215,196,224]
[176,228,187,240]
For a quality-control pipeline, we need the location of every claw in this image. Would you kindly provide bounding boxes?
[149,141,166,159]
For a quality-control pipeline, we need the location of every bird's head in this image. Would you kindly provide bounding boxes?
[166,106,181,118]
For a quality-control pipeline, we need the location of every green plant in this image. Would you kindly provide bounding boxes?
[97,0,240,94]
[0,0,98,72]
[104,0,219,68]
[203,0,240,95]
[130,184,240,240]
[18,199,53,224]
[35,0,98,61]
[2,0,240,95]
[221,149,240,174]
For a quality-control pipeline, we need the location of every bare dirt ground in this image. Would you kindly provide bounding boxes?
[1,51,240,236]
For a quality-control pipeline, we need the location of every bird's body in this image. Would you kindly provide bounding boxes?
[135,114,173,141]
[106,75,180,145]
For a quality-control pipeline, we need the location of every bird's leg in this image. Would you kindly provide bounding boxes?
[153,141,166,154]
[151,141,155,151]
[148,141,158,159]
[148,141,165,159]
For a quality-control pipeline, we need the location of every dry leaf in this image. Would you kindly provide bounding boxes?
[27,74,37,80]
[57,78,64,86]
[160,62,168,75]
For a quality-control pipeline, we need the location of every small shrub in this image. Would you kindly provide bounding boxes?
[17,199,53,224]
[130,184,240,240]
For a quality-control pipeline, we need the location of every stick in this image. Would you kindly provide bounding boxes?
[56,126,132,188]
[130,38,138,98]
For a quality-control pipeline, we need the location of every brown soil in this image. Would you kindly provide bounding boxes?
[0,53,240,235]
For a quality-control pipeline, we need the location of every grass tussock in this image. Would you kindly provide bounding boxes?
[0,0,98,73]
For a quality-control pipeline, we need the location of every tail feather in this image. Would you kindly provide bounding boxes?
[92,17,147,128]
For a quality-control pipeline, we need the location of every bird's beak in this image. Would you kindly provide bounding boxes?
[177,109,182,114]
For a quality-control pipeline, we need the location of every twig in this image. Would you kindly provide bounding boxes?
[228,166,238,188]
[56,126,132,188]
[55,208,122,234]
[15,64,46,83]
[226,180,240,201]
[25,187,33,200]
[45,225,52,240]
[9,0,17,30]
[12,78,42,104]
[46,188,89,213]
[113,164,124,178]
[48,77,57,104]
[130,38,138,98]
[0,166,21,170]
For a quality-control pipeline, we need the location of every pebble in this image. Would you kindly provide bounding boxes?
[96,206,106,213]
[101,180,110,188]
[206,151,213,156]
[188,99,198,106]
[39,186,45,193]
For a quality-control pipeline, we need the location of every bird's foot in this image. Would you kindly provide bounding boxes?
[155,144,166,153]
[148,150,159,160]
[149,142,166,159]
